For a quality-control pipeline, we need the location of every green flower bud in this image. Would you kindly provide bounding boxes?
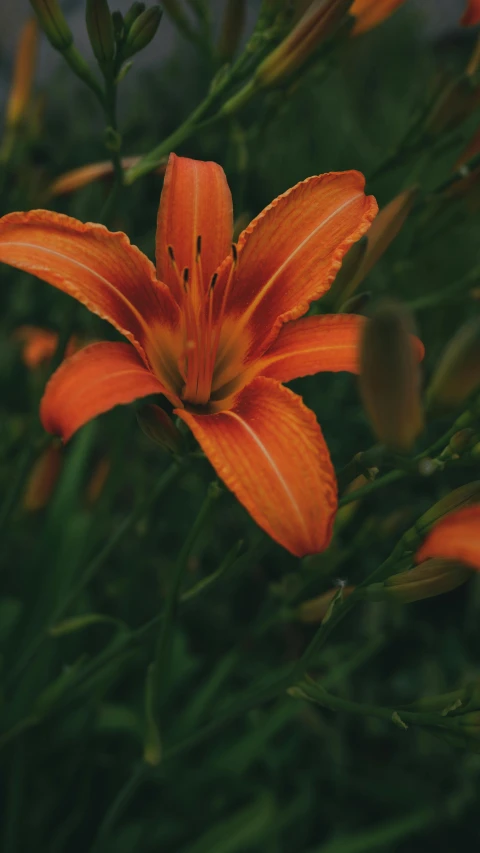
[29,0,73,51]
[403,481,480,548]
[366,559,472,604]
[426,318,480,413]
[359,300,424,453]
[124,2,146,31]
[123,6,163,58]
[86,0,116,64]
[218,0,246,62]
[137,404,183,455]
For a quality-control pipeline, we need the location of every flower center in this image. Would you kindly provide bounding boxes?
[167,238,238,407]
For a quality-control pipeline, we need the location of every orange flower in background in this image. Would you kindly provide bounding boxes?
[350,0,406,35]
[461,0,480,26]
[4,18,38,131]
[415,505,480,571]
[13,325,78,369]
[0,154,377,555]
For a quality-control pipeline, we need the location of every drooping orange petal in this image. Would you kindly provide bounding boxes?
[40,342,166,442]
[0,211,180,372]
[350,0,406,35]
[415,505,480,570]
[461,0,480,26]
[176,377,337,556]
[47,156,148,197]
[215,171,377,364]
[156,153,233,303]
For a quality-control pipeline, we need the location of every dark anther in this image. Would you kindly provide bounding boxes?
[183,267,189,283]
[231,243,238,264]
[196,235,202,258]
[167,245,175,262]
[209,272,218,290]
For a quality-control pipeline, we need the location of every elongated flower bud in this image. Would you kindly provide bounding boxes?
[340,188,418,302]
[359,301,424,453]
[403,482,480,549]
[5,19,38,130]
[328,236,367,308]
[256,0,352,88]
[350,0,406,36]
[137,404,183,454]
[29,0,73,51]
[426,319,480,413]
[123,6,162,58]
[218,0,246,62]
[86,0,116,64]
[297,585,354,623]
[366,559,472,604]
[23,444,63,511]
[124,1,146,30]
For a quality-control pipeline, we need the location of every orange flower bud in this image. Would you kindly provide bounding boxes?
[297,585,354,623]
[23,444,63,511]
[461,0,480,27]
[415,505,480,570]
[218,0,246,62]
[350,0,406,36]
[5,18,38,130]
[256,0,352,87]
[426,318,480,413]
[29,0,73,51]
[338,188,417,303]
[366,559,472,604]
[85,457,110,505]
[137,405,183,454]
[13,326,79,369]
[359,301,424,453]
[47,156,145,197]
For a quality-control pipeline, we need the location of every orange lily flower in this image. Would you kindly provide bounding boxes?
[0,154,377,555]
[415,505,480,571]
[461,0,480,26]
[350,0,406,35]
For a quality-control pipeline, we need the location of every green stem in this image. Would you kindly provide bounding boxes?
[150,482,220,715]
[90,763,149,853]
[62,45,105,104]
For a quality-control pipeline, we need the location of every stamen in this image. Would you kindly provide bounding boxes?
[231,243,238,265]
[182,267,189,293]
[167,245,175,263]
[196,234,202,259]
[209,272,218,291]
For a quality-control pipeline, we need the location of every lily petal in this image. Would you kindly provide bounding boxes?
[156,153,233,302]
[351,0,406,35]
[0,210,180,367]
[177,377,337,556]
[216,171,377,363]
[415,505,480,571]
[255,314,364,382]
[41,342,166,442]
[251,314,424,385]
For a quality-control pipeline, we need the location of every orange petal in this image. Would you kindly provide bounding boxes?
[252,314,424,385]
[216,171,377,363]
[415,505,480,570]
[176,377,337,556]
[156,153,233,303]
[47,156,148,197]
[14,325,59,369]
[40,342,166,442]
[461,0,480,26]
[350,0,406,35]
[255,314,365,382]
[0,210,180,371]
[5,18,38,129]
